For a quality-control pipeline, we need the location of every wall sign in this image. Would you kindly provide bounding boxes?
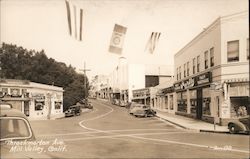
[174,72,212,91]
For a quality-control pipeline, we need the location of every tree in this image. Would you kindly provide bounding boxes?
[0,43,89,110]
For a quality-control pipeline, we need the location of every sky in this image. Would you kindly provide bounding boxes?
[0,0,248,78]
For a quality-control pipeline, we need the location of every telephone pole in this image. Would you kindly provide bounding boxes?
[80,61,91,100]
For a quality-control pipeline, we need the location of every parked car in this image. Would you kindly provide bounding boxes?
[228,116,250,134]
[78,99,93,109]
[129,102,156,117]
[65,105,81,117]
[120,101,128,107]
[0,102,53,158]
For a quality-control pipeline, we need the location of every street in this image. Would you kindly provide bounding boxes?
[29,99,249,158]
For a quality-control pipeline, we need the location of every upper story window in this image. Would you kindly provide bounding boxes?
[192,58,196,74]
[247,39,249,60]
[227,40,239,62]
[187,62,189,76]
[176,67,179,80]
[210,47,214,67]
[179,66,181,80]
[197,55,200,73]
[184,63,186,78]
[204,51,208,69]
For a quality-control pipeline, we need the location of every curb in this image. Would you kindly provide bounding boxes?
[156,114,229,134]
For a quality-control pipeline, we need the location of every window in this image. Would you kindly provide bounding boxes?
[187,62,189,76]
[179,66,181,80]
[197,55,200,72]
[184,64,186,78]
[247,39,249,60]
[176,68,179,80]
[192,58,196,74]
[210,47,214,67]
[204,51,208,69]
[227,40,239,62]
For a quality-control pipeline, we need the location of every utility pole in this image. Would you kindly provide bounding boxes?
[80,61,91,101]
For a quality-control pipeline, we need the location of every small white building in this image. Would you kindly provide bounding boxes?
[174,11,249,125]
[0,79,64,120]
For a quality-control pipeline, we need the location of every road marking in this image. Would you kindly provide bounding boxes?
[62,131,189,141]
[77,101,249,154]
[38,128,176,137]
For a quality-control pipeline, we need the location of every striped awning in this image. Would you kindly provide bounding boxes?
[223,77,249,83]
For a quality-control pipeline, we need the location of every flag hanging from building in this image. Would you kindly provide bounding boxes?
[145,32,161,54]
[109,24,127,54]
[65,0,84,41]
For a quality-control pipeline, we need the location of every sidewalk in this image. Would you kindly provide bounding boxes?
[155,110,229,133]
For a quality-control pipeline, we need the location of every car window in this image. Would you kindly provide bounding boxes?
[0,117,32,141]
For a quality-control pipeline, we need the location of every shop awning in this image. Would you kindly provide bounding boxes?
[224,78,249,83]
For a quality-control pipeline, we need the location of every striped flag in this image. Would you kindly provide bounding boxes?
[65,0,72,36]
[65,1,84,41]
[145,32,161,54]
[79,9,83,41]
[109,24,127,54]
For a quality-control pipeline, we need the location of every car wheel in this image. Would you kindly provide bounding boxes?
[229,124,237,134]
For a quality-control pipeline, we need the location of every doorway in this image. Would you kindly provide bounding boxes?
[196,88,203,119]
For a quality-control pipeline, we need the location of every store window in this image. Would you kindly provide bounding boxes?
[190,90,197,114]
[55,102,62,109]
[227,40,239,62]
[35,100,45,111]
[169,95,174,110]
[247,39,249,60]
[165,96,168,110]
[230,97,249,118]
[193,58,196,74]
[204,51,208,69]
[184,64,186,78]
[187,62,189,76]
[177,92,187,113]
[197,55,200,73]
[210,47,214,67]
[202,88,211,116]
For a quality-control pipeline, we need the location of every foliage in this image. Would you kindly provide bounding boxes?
[0,43,89,111]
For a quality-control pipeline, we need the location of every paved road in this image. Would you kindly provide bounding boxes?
[28,99,249,158]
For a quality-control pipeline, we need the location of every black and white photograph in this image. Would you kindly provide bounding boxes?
[0,0,249,158]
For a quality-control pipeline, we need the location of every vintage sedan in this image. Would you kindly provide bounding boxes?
[0,102,54,158]
[65,105,81,117]
[129,103,156,117]
[228,116,250,134]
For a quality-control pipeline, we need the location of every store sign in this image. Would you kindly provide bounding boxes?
[196,72,212,85]
[133,88,150,98]
[174,78,195,91]
[162,86,174,94]
[174,72,212,91]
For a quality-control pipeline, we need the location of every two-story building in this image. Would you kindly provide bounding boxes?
[174,11,249,125]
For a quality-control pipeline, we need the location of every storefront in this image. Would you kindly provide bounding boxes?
[174,72,213,122]
[0,79,64,120]
[220,79,250,125]
[132,88,150,106]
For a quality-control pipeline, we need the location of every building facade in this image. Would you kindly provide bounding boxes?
[174,11,249,125]
[109,57,174,106]
[0,79,64,120]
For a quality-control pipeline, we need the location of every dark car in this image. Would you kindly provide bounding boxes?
[65,105,81,117]
[228,116,250,134]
